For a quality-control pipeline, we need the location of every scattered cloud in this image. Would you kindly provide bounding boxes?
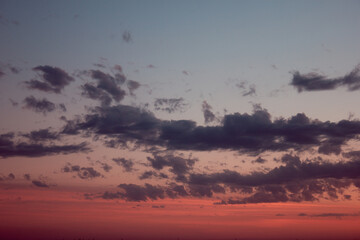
[23,96,56,115]
[112,157,134,172]
[62,163,102,179]
[201,101,217,124]
[154,98,188,113]
[291,65,360,92]
[22,128,59,142]
[26,65,74,93]
[122,30,132,43]
[32,180,49,188]
[0,133,89,158]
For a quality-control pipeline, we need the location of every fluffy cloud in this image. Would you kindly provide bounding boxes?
[26,65,74,93]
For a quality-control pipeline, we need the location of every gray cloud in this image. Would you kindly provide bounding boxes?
[112,157,134,172]
[26,65,74,93]
[23,96,56,115]
[0,133,89,158]
[291,65,360,92]
[154,98,188,114]
[201,101,217,124]
[22,128,59,142]
[122,30,132,43]
[32,180,49,188]
[62,164,102,179]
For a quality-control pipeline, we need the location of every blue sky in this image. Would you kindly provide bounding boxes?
[1,0,360,129]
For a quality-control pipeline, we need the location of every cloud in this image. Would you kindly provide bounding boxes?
[80,69,129,106]
[154,98,188,113]
[65,104,360,155]
[252,157,267,164]
[127,80,141,96]
[22,128,59,142]
[9,99,19,106]
[90,70,126,101]
[117,183,165,201]
[24,174,31,181]
[26,65,74,93]
[32,180,49,188]
[291,65,360,92]
[0,134,89,158]
[236,81,256,97]
[62,163,102,179]
[98,162,112,172]
[298,212,360,219]
[139,170,168,180]
[112,158,134,172]
[147,153,197,181]
[81,83,113,106]
[194,154,360,204]
[201,101,217,124]
[0,173,15,181]
[98,183,189,201]
[65,105,160,147]
[23,96,56,115]
[122,30,132,43]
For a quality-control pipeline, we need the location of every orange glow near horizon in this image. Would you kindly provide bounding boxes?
[1,187,360,240]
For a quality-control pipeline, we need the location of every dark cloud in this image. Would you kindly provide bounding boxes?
[118,183,165,201]
[24,174,31,181]
[236,81,256,97]
[23,96,56,115]
[26,65,74,93]
[127,80,140,96]
[32,180,49,188]
[139,170,168,180]
[0,135,89,158]
[112,157,134,172]
[252,157,267,164]
[201,101,216,124]
[193,154,360,204]
[291,65,360,92]
[66,105,160,147]
[122,30,132,43]
[99,162,112,172]
[58,103,66,112]
[99,183,189,201]
[298,212,360,219]
[81,83,112,106]
[64,104,360,155]
[147,153,197,180]
[90,70,126,101]
[154,98,188,113]
[62,163,102,179]
[22,128,59,142]
[80,69,128,106]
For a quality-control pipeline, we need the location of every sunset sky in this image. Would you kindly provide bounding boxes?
[1,1,360,239]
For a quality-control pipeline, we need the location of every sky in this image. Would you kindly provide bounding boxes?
[1,0,360,239]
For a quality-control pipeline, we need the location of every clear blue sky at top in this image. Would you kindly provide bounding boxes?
[1,0,360,124]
